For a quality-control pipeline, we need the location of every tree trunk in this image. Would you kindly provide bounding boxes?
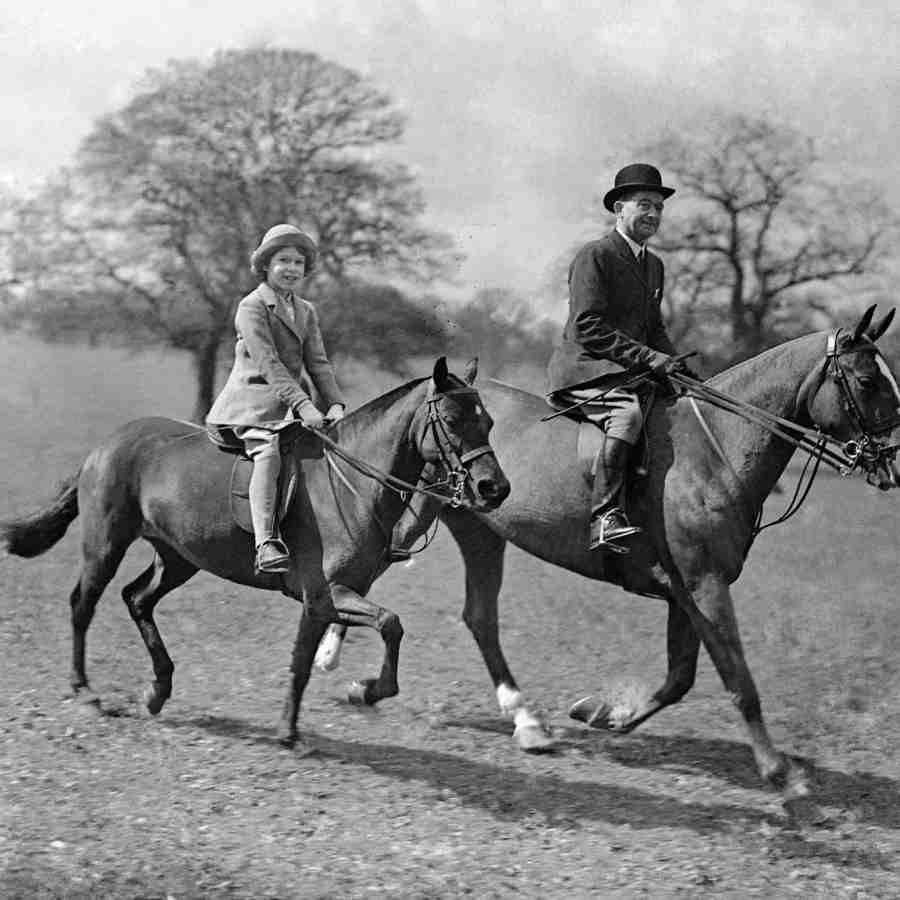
[729,274,746,353]
[190,336,223,424]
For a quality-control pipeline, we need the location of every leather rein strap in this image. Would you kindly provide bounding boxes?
[318,386,494,509]
[672,332,896,476]
[677,330,899,537]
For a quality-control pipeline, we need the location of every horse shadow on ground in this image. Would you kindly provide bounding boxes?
[576,727,900,830]
[164,711,897,872]
[452,712,900,832]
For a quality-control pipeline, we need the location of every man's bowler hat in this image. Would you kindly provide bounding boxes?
[603,164,675,212]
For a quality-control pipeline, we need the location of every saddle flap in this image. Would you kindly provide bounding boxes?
[228,453,301,535]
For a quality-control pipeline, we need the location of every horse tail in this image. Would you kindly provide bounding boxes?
[1,474,80,558]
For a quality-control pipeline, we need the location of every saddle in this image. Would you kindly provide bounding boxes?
[206,422,324,534]
[544,388,657,482]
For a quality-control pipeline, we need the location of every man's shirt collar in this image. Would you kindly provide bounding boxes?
[616,226,646,259]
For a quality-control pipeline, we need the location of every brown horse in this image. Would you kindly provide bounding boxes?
[0,358,509,750]
[316,307,900,789]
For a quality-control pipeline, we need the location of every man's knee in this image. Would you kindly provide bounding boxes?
[605,407,643,445]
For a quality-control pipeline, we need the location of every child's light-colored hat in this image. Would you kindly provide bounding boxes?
[250,223,318,275]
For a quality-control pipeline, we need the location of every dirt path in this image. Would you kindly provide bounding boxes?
[3,493,900,898]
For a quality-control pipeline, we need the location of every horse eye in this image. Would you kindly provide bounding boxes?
[857,374,878,392]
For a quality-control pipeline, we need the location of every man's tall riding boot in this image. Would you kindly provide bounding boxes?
[589,435,642,553]
[248,450,291,574]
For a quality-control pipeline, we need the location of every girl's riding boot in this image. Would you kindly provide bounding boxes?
[248,449,291,573]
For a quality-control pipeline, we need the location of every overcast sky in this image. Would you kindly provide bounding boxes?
[2,1,898,316]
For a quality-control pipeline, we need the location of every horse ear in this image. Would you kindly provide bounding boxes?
[867,307,895,342]
[432,356,449,387]
[463,357,479,386]
[852,305,877,343]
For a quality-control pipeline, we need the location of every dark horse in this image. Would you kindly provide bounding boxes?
[316,307,900,789]
[0,358,509,750]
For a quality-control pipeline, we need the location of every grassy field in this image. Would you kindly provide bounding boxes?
[2,334,900,897]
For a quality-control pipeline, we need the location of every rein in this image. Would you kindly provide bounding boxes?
[673,329,899,536]
[317,385,494,558]
[317,386,493,509]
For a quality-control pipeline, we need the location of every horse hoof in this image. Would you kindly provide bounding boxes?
[515,723,557,754]
[568,696,613,729]
[347,681,371,705]
[276,725,298,748]
[142,686,166,716]
[74,691,102,716]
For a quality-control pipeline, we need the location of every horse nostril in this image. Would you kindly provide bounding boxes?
[477,479,498,499]
[475,478,509,500]
[477,477,510,503]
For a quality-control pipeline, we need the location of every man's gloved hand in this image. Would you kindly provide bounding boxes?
[297,402,325,430]
[671,359,702,381]
[652,353,700,382]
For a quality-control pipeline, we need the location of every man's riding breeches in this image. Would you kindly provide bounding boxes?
[556,388,643,445]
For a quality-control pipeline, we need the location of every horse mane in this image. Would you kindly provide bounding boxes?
[706,331,824,387]
[334,369,471,444]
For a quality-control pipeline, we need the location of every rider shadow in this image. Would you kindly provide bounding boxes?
[169,711,893,870]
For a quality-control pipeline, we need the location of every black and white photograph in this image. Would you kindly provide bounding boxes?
[2,2,899,897]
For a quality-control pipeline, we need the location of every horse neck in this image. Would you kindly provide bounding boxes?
[329,381,428,515]
[701,332,826,508]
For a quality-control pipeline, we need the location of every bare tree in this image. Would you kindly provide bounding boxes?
[446,287,556,385]
[630,115,891,362]
[9,48,453,420]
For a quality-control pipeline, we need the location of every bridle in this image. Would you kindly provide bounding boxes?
[317,382,497,560]
[822,331,900,481]
[674,329,900,536]
[419,385,495,508]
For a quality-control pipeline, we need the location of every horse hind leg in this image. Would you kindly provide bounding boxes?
[570,596,701,732]
[70,539,132,707]
[121,544,197,715]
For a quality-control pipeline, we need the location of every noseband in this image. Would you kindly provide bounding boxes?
[423,386,495,507]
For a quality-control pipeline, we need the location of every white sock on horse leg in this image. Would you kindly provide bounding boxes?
[496,684,542,730]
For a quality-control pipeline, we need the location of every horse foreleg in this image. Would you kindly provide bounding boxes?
[277,491,336,750]
[570,597,700,732]
[683,575,808,794]
[441,509,555,753]
[324,584,403,706]
[122,546,197,715]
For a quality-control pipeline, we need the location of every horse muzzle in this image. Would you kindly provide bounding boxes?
[467,459,511,511]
